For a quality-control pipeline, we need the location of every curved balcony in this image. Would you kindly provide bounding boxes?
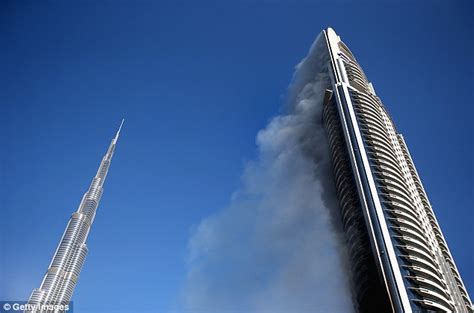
[409,287,454,311]
[406,275,449,298]
[403,265,446,289]
[412,298,453,313]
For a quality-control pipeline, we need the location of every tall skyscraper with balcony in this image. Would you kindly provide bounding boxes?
[320,28,472,313]
[26,121,123,312]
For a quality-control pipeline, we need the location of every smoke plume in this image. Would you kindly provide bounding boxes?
[183,33,355,313]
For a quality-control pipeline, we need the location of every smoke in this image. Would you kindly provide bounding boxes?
[182,33,354,313]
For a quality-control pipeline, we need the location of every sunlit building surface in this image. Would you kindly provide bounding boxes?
[321,28,472,312]
[26,121,123,312]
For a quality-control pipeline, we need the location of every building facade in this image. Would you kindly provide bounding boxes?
[321,28,472,313]
[26,121,123,312]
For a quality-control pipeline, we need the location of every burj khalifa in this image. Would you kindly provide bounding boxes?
[26,120,123,312]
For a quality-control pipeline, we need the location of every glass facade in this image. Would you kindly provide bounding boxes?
[322,28,472,313]
[26,120,123,312]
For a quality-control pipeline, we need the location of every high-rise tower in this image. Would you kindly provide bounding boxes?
[26,120,123,312]
[321,28,472,312]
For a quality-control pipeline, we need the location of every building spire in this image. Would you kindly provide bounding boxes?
[113,118,125,144]
[97,119,124,186]
[26,122,123,311]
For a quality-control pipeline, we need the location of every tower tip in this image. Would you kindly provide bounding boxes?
[114,119,125,143]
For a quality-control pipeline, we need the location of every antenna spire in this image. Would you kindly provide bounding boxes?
[114,118,125,143]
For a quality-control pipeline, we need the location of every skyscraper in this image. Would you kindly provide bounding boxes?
[26,120,123,312]
[321,28,472,312]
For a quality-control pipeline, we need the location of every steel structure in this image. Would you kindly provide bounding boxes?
[26,120,123,312]
[321,28,472,313]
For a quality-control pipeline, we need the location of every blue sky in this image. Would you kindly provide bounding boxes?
[1,1,472,312]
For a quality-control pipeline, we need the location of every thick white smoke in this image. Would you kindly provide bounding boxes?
[183,34,355,313]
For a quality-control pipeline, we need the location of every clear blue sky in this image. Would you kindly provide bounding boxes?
[1,1,472,312]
